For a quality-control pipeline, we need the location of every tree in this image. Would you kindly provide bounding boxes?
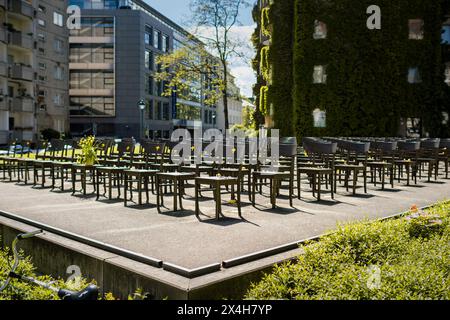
[156,0,250,130]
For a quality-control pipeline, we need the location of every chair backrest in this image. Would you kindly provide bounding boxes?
[49,139,66,160]
[141,140,165,165]
[440,139,450,150]
[34,140,49,159]
[420,139,440,150]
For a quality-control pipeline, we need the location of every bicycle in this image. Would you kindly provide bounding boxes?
[0,230,99,301]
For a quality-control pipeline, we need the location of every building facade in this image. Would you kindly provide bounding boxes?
[0,0,69,145]
[253,0,450,138]
[216,73,243,132]
[69,0,224,139]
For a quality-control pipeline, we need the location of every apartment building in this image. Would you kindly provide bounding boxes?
[0,0,69,145]
[69,0,221,139]
[216,73,243,132]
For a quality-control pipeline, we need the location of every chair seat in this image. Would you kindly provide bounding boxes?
[52,161,73,167]
[96,166,129,172]
[367,161,393,167]
[334,164,365,170]
[124,169,159,175]
[157,172,196,179]
[196,176,238,185]
[298,167,333,173]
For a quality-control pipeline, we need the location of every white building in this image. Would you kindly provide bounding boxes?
[216,74,243,132]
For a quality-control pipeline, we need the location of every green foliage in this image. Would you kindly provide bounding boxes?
[155,42,225,107]
[40,128,60,141]
[77,136,98,165]
[260,46,271,82]
[292,0,450,138]
[259,86,269,116]
[0,243,95,300]
[406,207,447,238]
[246,201,450,300]
[261,7,271,37]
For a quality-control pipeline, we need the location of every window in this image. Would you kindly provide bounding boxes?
[38,5,46,13]
[145,50,154,70]
[156,101,163,120]
[147,100,154,119]
[442,23,450,44]
[145,26,153,45]
[313,20,327,39]
[313,65,327,84]
[163,102,170,120]
[54,66,64,80]
[409,19,424,40]
[38,62,46,70]
[38,19,46,27]
[313,108,326,128]
[154,30,161,49]
[37,33,45,42]
[53,12,64,27]
[408,67,422,83]
[162,35,169,52]
[54,39,64,53]
[445,64,450,86]
[53,94,63,106]
[38,47,45,55]
[442,112,449,125]
[146,75,154,95]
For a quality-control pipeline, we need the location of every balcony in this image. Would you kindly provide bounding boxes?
[0,130,11,145]
[11,97,34,113]
[10,64,34,81]
[0,97,7,111]
[8,0,34,19]
[8,32,34,50]
[0,61,8,77]
[0,27,6,43]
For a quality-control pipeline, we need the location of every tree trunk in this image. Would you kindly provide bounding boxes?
[222,62,229,131]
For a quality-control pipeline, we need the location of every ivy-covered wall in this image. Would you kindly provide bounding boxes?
[253,0,450,138]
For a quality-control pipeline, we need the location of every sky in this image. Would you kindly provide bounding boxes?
[144,0,257,98]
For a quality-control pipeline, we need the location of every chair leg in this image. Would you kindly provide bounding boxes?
[195,181,200,217]
[237,183,242,218]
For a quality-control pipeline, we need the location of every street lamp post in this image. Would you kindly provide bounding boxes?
[138,99,146,140]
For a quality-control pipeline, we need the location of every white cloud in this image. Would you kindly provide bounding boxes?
[191,24,257,97]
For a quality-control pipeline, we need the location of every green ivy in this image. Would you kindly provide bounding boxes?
[261,7,271,37]
[260,46,271,81]
[253,0,450,138]
[260,86,270,116]
[292,0,450,138]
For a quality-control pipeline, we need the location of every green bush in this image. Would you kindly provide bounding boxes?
[246,202,450,300]
[40,128,60,141]
[0,242,95,300]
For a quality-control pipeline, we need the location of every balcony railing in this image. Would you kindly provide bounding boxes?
[11,97,34,113]
[9,0,34,19]
[0,61,8,77]
[0,130,11,145]
[0,97,7,111]
[0,27,6,43]
[10,64,34,81]
[8,32,33,50]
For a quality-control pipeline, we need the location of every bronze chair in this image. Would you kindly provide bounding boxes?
[123,141,165,206]
[96,141,135,200]
[298,140,337,201]
[51,139,76,191]
[366,141,396,190]
[32,140,59,188]
[333,141,369,195]
[71,138,113,196]
[394,141,419,186]
[252,138,298,209]
[195,165,243,220]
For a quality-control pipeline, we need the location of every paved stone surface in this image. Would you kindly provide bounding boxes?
[0,172,449,269]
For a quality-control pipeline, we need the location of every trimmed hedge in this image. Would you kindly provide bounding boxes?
[246,202,450,300]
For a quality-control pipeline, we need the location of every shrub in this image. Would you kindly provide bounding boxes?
[0,242,95,300]
[40,128,60,141]
[245,201,450,300]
